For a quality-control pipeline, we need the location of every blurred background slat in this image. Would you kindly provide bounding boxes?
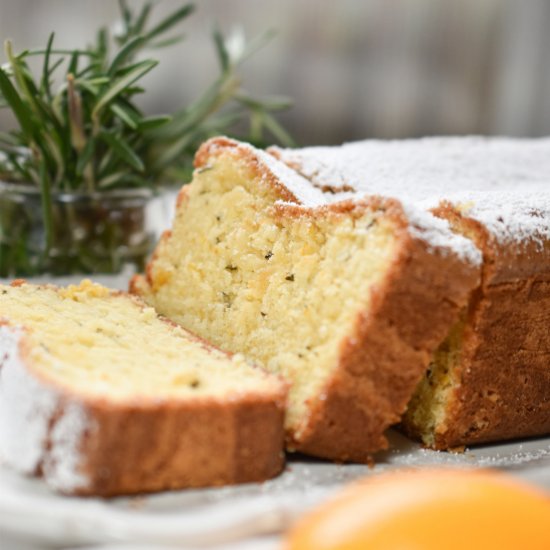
[1,0,549,144]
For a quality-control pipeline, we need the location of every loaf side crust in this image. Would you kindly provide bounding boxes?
[77,390,285,496]
[404,205,550,449]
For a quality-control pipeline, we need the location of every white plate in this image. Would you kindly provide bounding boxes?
[1,430,549,549]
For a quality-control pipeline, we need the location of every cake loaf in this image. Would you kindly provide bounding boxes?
[271,136,550,450]
[0,280,286,496]
[131,137,480,462]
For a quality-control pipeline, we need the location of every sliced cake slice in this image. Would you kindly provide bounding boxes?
[0,279,286,496]
[131,137,480,462]
[270,135,550,450]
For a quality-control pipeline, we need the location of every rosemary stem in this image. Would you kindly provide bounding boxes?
[38,159,54,260]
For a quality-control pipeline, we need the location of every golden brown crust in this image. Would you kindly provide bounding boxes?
[128,273,145,295]
[290,213,480,461]
[195,137,303,205]
[176,184,190,209]
[402,203,550,449]
[73,394,285,497]
[144,230,172,288]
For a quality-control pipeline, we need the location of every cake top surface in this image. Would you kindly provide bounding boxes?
[204,139,484,264]
[269,136,550,247]
[0,280,282,402]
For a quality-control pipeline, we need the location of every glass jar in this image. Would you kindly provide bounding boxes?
[0,182,168,277]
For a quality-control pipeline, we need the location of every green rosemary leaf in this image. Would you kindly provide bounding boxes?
[95,28,109,71]
[14,69,46,124]
[42,130,64,184]
[97,146,116,178]
[235,92,293,111]
[134,3,152,36]
[113,95,142,116]
[108,60,152,79]
[0,67,36,140]
[100,172,149,189]
[137,114,171,130]
[204,110,243,131]
[256,110,296,147]
[25,48,95,58]
[67,50,80,75]
[32,93,59,127]
[75,136,95,176]
[237,29,276,65]
[38,160,53,253]
[153,74,237,140]
[213,28,230,73]
[149,34,186,49]
[109,103,138,129]
[151,130,195,172]
[40,32,55,99]
[74,79,100,96]
[4,53,66,182]
[13,49,30,60]
[73,76,111,98]
[30,134,56,183]
[123,86,145,96]
[121,174,150,187]
[92,59,156,120]
[158,162,194,184]
[6,42,41,110]
[45,57,65,83]
[118,0,132,31]
[82,76,111,86]
[144,3,195,42]
[108,35,146,75]
[99,130,145,172]
[96,170,130,189]
[75,65,95,79]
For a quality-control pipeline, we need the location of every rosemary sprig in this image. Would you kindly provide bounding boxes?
[0,1,293,276]
[0,1,293,193]
[146,26,294,182]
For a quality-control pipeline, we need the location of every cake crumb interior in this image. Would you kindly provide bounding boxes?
[140,152,400,432]
[0,280,278,402]
[403,318,465,446]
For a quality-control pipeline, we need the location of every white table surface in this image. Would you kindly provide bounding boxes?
[2,430,550,550]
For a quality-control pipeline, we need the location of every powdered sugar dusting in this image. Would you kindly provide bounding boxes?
[0,325,90,492]
[453,191,550,247]
[0,325,56,474]
[243,143,328,207]
[271,136,550,249]
[401,202,482,265]
[43,401,90,492]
